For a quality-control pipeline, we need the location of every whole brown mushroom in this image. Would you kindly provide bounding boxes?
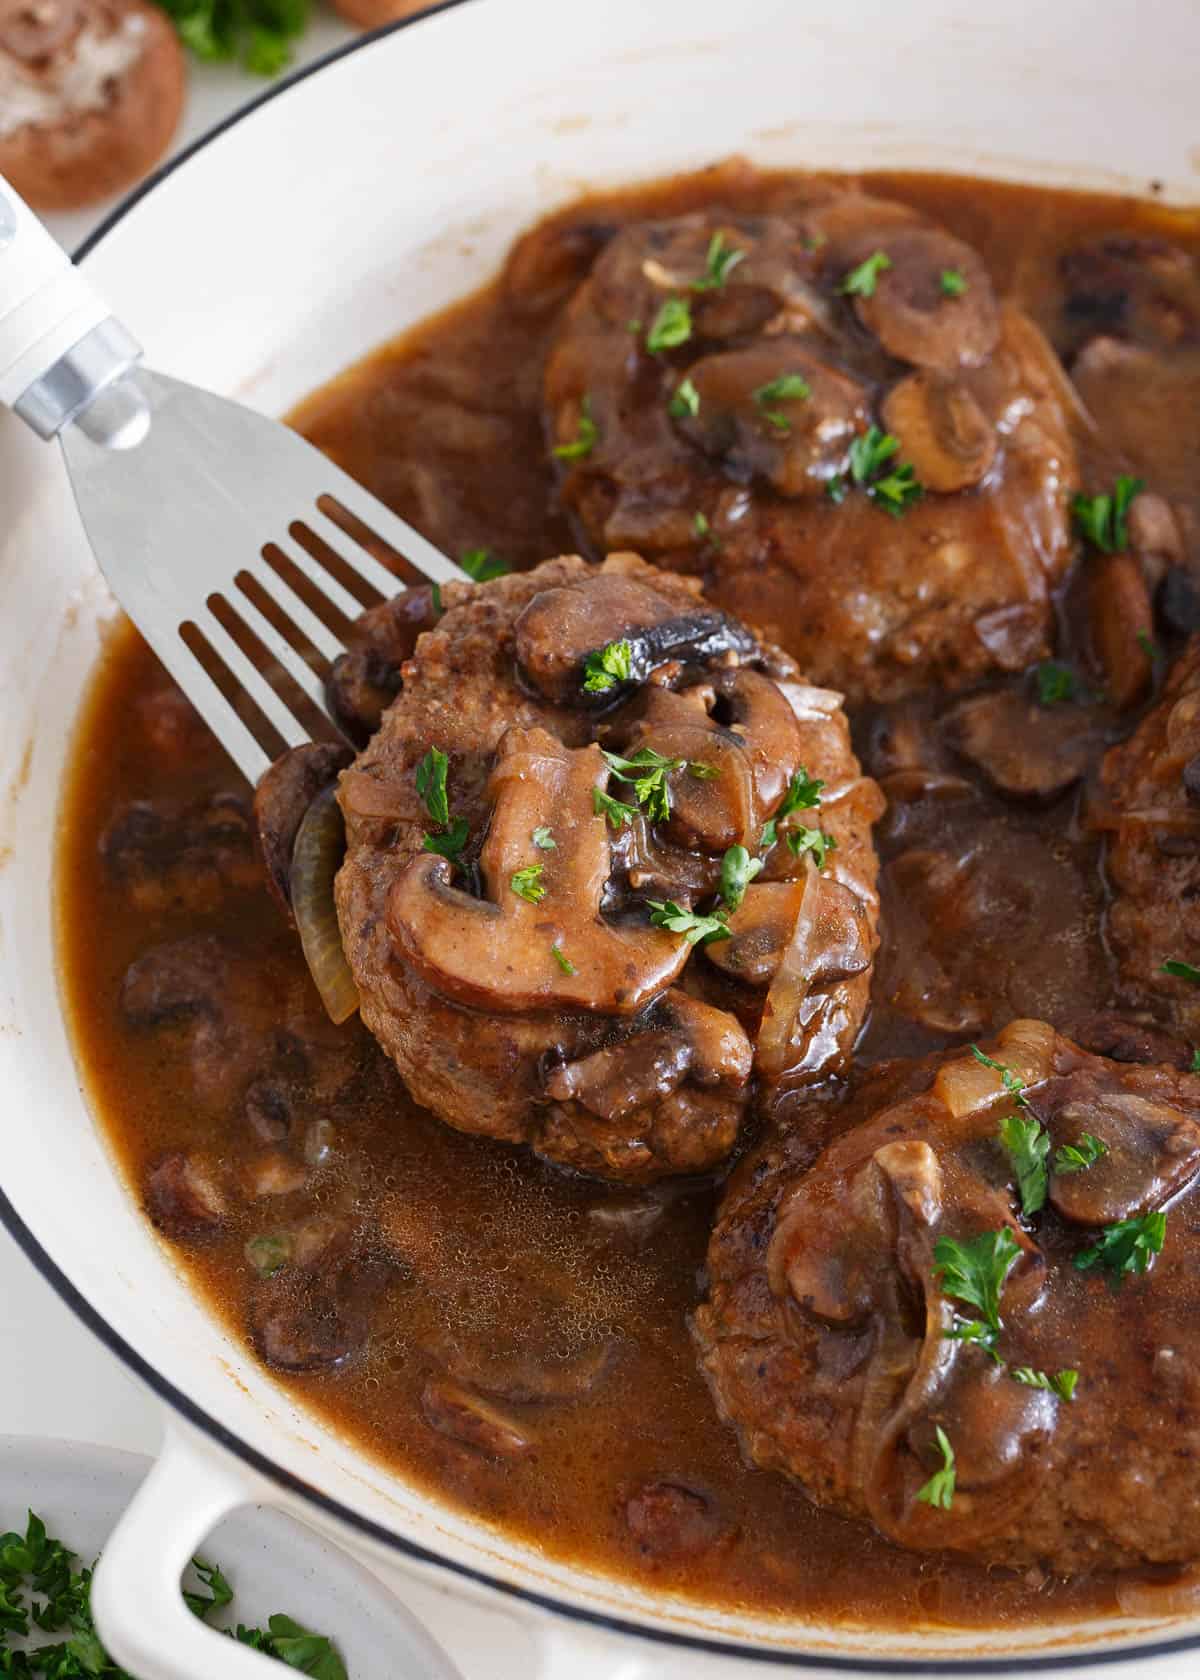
[0,0,185,210]
[329,0,427,29]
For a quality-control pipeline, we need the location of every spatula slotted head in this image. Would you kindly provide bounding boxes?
[60,369,462,785]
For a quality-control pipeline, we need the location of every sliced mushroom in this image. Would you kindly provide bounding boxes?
[144,1151,227,1238]
[1088,551,1155,709]
[102,792,260,913]
[757,865,875,1084]
[674,343,869,498]
[624,1480,729,1561]
[250,1262,376,1373]
[514,562,755,705]
[386,727,689,1015]
[943,688,1100,798]
[704,880,804,988]
[253,741,353,921]
[326,584,441,744]
[420,1378,534,1459]
[1061,1009,1194,1071]
[0,0,185,211]
[847,228,999,371]
[1042,1073,1200,1225]
[880,372,997,493]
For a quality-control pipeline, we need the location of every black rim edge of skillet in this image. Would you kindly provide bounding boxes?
[5,6,1196,1667]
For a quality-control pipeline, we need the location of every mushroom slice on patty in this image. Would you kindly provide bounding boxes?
[387,726,689,1015]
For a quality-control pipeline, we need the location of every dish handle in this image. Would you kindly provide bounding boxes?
[91,1419,457,1680]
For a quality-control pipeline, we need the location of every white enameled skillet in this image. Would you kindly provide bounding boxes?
[0,1,1197,1674]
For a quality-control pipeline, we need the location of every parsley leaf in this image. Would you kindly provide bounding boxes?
[688,761,720,780]
[999,1111,1050,1217]
[254,1613,347,1679]
[943,1317,1001,1360]
[719,844,763,911]
[669,377,701,418]
[759,818,778,850]
[646,297,692,353]
[916,1426,956,1511]
[554,395,599,461]
[933,1228,1022,1332]
[777,767,824,816]
[532,826,556,851]
[1053,1133,1108,1175]
[184,1556,234,1619]
[583,639,633,694]
[691,230,746,292]
[752,374,812,434]
[510,864,547,904]
[601,746,686,823]
[551,944,577,975]
[1192,1047,1200,1073]
[1072,474,1144,553]
[423,816,469,861]
[593,787,638,828]
[647,899,731,945]
[840,250,892,298]
[692,511,717,544]
[1074,1210,1166,1280]
[786,825,838,869]
[940,268,968,297]
[1035,660,1078,706]
[843,425,923,516]
[459,548,509,582]
[415,747,450,827]
[1011,1367,1079,1402]
[1164,959,1200,983]
[155,0,311,75]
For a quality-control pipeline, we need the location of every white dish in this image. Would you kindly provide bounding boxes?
[1,0,1198,1673]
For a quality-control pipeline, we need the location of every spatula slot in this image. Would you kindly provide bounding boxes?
[290,520,384,613]
[316,495,431,592]
[178,619,287,783]
[260,542,357,642]
[206,592,342,748]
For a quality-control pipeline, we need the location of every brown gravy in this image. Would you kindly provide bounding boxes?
[56,165,1200,1630]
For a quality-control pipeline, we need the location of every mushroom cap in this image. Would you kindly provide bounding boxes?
[0,0,185,210]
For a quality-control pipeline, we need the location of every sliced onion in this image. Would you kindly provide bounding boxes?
[291,785,359,1025]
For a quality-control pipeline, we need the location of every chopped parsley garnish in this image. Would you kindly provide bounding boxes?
[753,374,812,434]
[1053,1133,1108,1175]
[759,819,778,850]
[430,582,443,617]
[601,745,686,823]
[1137,629,1159,663]
[1035,660,1078,706]
[647,899,731,945]
[969,1044,1032,1110]
[916,1426,956,1511]
[689,761,720,779]
[778,767,825,817]
[156,0,311,76]
[551,944,577,975]
[583,638,633,694]
[999,1111,1051,1218]
[1164,959,1200,983]
[829,426,924,516]
[940,268,968,297]
[415,747,451,827]
[532,826,556,851]
[646,297,693,353]
[245,1233,291,1277]
[459,547,509,582]
[693,511,713,540]
[691,230,746,292]
[933,1228,1022,1334]
[0,1511,348,1677]
[593,787,638,828]
[944,1317,1001,1360]
[1072,474,1144,553]
[1074,1210,1166,1280]
[554,395,598,461]
[786,826,837,870]
[719,843,763,912]
[423,816,469,861]
[510,864,547,904]
[840,250,892,298]
[1012,1366,1079,1402]
[669,377,701,419]
[825,475,849,506]
[1192,1047,1200,1073]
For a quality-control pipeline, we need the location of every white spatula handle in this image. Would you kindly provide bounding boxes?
[0,174,141,435]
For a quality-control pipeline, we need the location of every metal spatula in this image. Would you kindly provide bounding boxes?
[0,175,464,786]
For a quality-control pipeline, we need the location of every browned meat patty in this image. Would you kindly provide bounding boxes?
[1094,636,1200,1035]
[693,1020,1200,1573]
[541,197,1080,703]
[335,553,883,1183]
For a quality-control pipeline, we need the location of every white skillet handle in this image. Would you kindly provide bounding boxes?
[0,174,141,436]
[92,1420,458,1680]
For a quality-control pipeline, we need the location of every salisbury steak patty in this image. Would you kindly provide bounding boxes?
[542,197,1080,703]
[335,553,882,1183]
[693,1019,1200,1572]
